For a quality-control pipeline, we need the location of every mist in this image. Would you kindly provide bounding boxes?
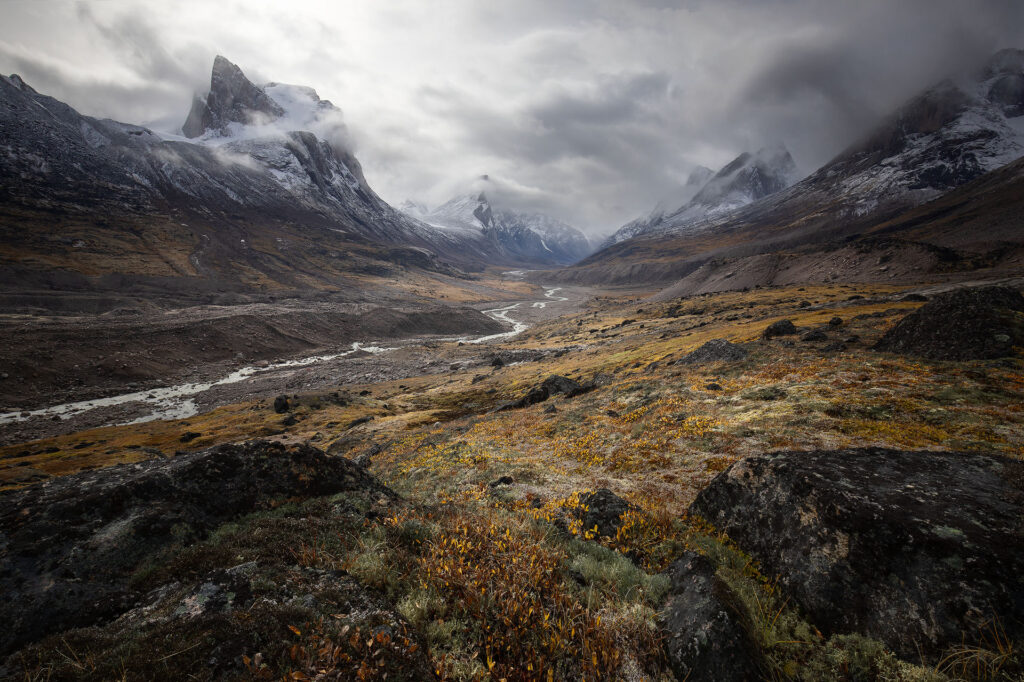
[1,0,1020,233]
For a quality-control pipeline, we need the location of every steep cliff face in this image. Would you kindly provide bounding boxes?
[0,57,536,297]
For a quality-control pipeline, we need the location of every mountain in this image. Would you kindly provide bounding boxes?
[0,57,538,306]
[405,180,593,266]
[552,49,1024,287]
[603,146,799,248]
[603,166,713,248]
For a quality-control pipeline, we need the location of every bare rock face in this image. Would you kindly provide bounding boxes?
[873,286,1024,360]
[182,55,285,138]
[0,440,392,656]
[660,552,761,682]
[691,448,1024,661]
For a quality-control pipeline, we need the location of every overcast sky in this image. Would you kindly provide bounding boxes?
[1,1,1021,234]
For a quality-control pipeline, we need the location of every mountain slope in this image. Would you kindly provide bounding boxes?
[552,49,1024,287]
[602,146,798,248]
[0,58,523,304]
[602,166,713,248]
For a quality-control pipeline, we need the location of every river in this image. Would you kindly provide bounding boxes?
[0,286,569,427]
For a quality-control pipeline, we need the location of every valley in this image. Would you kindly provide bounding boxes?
[1,21,1023,682]
[0,279,593,444]
[2,277,1022,681]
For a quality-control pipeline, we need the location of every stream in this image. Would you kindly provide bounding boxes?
[0,287,569,427]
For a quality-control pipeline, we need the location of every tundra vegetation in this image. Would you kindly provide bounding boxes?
[3,282,1023,681]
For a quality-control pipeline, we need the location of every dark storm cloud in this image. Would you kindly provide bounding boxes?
[722,0,1024,167]
[0,0,1021,233]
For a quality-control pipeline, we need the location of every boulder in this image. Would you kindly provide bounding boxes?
[762,319,797,339]
[0,440,391,656]
[575,488,638,539]
[691,448,1024,660]
[679,339,749,365]
[660,552,762,682]
[497,374,594,411]
[873,286,1024,360]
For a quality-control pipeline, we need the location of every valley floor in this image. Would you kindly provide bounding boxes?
[1,277,1023,680]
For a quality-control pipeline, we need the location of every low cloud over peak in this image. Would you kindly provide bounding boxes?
[1,0,1021,233]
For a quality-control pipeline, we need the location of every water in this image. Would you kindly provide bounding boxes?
[1,287,568,427]
[0,342,393,427]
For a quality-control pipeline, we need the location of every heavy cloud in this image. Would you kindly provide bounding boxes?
[1,0,1021,234]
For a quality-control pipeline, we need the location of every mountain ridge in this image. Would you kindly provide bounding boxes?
[548,49,1024,288]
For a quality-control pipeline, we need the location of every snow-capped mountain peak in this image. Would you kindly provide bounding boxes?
[401,180,592,265]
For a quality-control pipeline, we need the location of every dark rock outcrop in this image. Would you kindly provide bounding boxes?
[873,286,1024,360]
[0,440,391,656]
[691,448,1024,660]
[762,319,798,339]
[498,374,594,411]
[660,552,761,682]
[680,339,749,365]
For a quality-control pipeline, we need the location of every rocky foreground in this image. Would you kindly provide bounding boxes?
[1,282,1023,680]
[2,441,1021,680]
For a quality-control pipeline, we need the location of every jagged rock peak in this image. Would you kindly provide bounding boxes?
[182,55,285,138]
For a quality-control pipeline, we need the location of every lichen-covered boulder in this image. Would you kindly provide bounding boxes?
[873,286,1024,360]
[660,552,761,682]
[692,448,1024,660]
[762,319,798,339]
[0,440,392,656]
[680,339,749,365]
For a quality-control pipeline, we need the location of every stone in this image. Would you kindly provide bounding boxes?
[346,415,374,430]
[497,375,595,411]
[660,552,761,682]
[679,339,749,365]
[762,319,798,339]
[873,286,1024,360]
[691,448,1024,661]
[0,440,391,656]
[575,489,638,539]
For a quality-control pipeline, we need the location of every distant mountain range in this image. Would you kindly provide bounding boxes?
[2,49,1022,304]
[552,48,1024,289]
[402,180,592,266]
